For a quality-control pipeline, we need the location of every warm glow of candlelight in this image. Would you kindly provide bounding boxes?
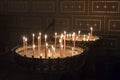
[55,32,57,36]
[78,30,81,38]
[25,37,27,55]
[23,36,25,54]
[38,36,40,54]
[55,32,57,48]
[32,44,35,55]
[78,30,80,34]
[39,32,41,36]
[40,53,42,58]
[60,45,63,57]
[64,35,66,55]
[90,27,93,36]
[32,33,35,45]
[64,31,66,35]
[45,42,48,58]
[44,34,47,41]
[48,49,51,58]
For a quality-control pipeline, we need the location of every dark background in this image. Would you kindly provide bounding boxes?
[0,0,120,80]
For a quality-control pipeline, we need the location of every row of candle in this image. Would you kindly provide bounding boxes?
[22,27,93,58]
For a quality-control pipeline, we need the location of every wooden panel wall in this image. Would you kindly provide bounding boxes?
[0,0,120,50]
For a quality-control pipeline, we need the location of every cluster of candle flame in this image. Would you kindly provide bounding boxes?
[22,27,95,59]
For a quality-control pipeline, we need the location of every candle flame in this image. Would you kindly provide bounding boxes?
[38,36,40,39]
[90,27,93,31]
[23,36,26,40]
[32,33,35,37]
[45,34,47,39]
[25,38,27,42]
[78,30,81,34]
[46,43,48,47]
[55,32,57,36]
[33,44,35,48]
[59,39,61,43]
[64,31,66,35]
[39,32,41,36]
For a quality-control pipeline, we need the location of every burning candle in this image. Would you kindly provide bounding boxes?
[72,37,76,51]
[51,45,55,58]
[83,34,86,41]
[67,34,68,39]
[25,37,27,55]
[78,30,81,38]
[48,49,51,58]
[90,27,93,36]
[55,32,57,48]
[39,32,41,48]
[38,36,40,54]
[40,53,42,58]
[59,39,62,57]
[45,43,48,58]
[60,45,63,57]
[23,36,26,54]
[64,31,66,35]
[32,33,35,45]
[44,34,47,42]
[63,35,66,55]
[32,44,35,55]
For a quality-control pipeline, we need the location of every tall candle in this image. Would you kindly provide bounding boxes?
[23,36,26,55]
[40,53,42,58]
[44,34,47,42]
[72,32,76,50]
[78,30,81,38]
[25,37,27,55]
[59,39,62,57]
[45,43,48,59]
[39,32,41,49]
[38,36,40,54]
[51,45,55,58]
[90,27,93,36]
[63,35,66,55]
[64,31,66,35]
[60,45,63,57]
[32,33,35,45]
[32,44,35,56]
[48,49,51,58]
[55,32,57,48]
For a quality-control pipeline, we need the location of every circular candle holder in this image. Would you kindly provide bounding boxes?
[12,44,88,73]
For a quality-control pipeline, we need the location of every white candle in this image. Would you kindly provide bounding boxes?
[23,36,26,54]
[55,32,57,48]
[32,33,35,45]
[60,45,63,57]
[39,32,41,50]
[44,34,47,42]
[32,44,35,55]
[78,30,81,38]
[67,34,68,39]
[25,37,27,55]
[90,27,93,36]
[48,49,51,58]
[40,53,42,58]
[63,35,66,55]
[38,36,40,54]
[64,31,66,35]
[45,42,48,58]
[83,34,86,41]
[72,37,76,50]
